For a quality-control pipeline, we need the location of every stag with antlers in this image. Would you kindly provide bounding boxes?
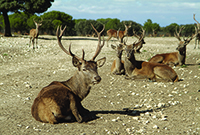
[106,22,132,46]
[29,18,43,49]
[31,24,106,124]
[193,14,200,49]
[149,26,198,67]
[121,29,179,82]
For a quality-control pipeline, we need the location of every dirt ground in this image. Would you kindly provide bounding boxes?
[0,35,200,135]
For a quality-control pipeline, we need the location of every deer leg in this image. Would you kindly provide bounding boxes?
[29,37,32,47]
[32,38,35,49]
[194,38,197,49]
[36,38,38,49]
[69,95,82,123]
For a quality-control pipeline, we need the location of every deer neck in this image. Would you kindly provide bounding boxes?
[35,25,39,36]
[178,47,186,65]
[124,53,136,76]
[63,72,92,100]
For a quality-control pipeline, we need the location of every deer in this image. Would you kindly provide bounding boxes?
[149,26,198,67]
[31,24,106,124]
[110,28,125,75]
[132,28,146,53]
[106,22,132,46]
[121,28,179,82]
[193,14,200,49]
[29,18,43,49]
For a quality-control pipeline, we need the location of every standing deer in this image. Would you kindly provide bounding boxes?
[107,22,132,46]
[132,28,146,53]
[110,28,125,75]
[31,24,106,124]
[122,29,179,82]
[29,18,43,49]
[193,14,200,49]
[149,26,198,67]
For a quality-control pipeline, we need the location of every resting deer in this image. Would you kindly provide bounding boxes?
[149,26,198,67]
[110,28,125,75]
[107,22,132,46]
[122,29,179,82]
[132,29,146,53]
[193,14,200,49]
[29,18,43,49]
[31,24,106,124]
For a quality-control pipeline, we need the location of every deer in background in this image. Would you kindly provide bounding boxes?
[29,18,43,49]
[122,29,179,82]
[107,22,132,46]
[31,24,106,124]
[110,28,125,75]
[149,26,198,67]
[132,28,146,53]
[193,14,200,49]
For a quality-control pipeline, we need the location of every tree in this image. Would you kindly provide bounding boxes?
[164,23,179,36]
[40,11,75,35]
[0,0,54,36]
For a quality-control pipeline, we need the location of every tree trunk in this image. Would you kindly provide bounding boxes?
[3,11,12,37]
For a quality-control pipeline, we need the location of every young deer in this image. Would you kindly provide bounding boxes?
[132,28,146,53]
[31,24,106,124]
[110,28,125,75]
[29,18,43,49]
[193,14,200,49]
[149,26,197,67]
[107,22,132,46]
[122,29,179,82]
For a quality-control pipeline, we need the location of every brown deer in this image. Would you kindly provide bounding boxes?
[193,14,200,49]
[31,24,106,124]
[149,26,198,67]
[122,29,179,82]
[106,22,132,46]
[29,18,43,49]
[110,28,125,75]
[132,28,146,53]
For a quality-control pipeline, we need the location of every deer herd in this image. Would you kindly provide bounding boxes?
[31,14,199,124]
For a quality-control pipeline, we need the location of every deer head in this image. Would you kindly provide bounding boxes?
[33,18,43,29]
[123,28,145,59]
[56,25,106,85]
[174,26,198,51]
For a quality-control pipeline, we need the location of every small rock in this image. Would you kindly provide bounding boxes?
[153,125,159,129]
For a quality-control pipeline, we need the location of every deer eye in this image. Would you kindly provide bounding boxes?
[82,68,87,71]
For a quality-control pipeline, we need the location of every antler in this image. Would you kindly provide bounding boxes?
[183,26,198,42]
[39,17,43,23]
[133,29,140,39]
[193,14,200,25]
[174,26,185,41]
[133,28,145,47]
[90,23,105,61]
[56,26,84,61]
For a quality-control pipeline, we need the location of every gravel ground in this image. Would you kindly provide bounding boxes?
[0,35,200,135]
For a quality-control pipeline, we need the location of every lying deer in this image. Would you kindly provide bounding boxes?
[29,18,43,49]
[107,22,132,46]
[110,28,125,75]
[132,29,146,53]
[31,24,106,124]
[122,28,179,82]
[149,26,197,67]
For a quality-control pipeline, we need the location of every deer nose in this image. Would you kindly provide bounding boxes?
[95,76,101,82]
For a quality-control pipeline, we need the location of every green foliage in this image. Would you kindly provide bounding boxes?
[40,11,75,35]
[164,23,179,36]
[3,53,8,56]
[143,19,160,34]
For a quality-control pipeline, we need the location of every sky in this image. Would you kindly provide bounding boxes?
[46,0,200,27]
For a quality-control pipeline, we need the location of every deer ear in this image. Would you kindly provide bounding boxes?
[72,57,81,67]
[96,57,106,67]
[111,44,116,50]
